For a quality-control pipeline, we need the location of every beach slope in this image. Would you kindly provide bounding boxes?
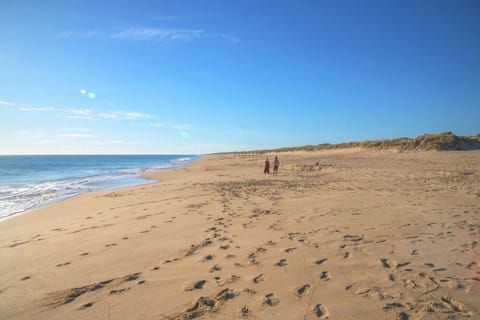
[1,150,479,319]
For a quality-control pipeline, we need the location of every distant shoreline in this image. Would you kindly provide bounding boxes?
[0,155,199,221]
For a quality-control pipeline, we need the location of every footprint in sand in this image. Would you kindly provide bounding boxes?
[183,280,207,291]
[296,284,311,298]
[217,275,240,287]
[441,296,470,313]
[239,306,251,317]
[216,287,238,301]
[264,293,280,306]
[320,271,330,281]
[56,262,71,267]
[172,288,230,319]
[397,262,411,269]
[209,264,222,273]
[201,254,215,262]
[253,274,264,284]
[380,258,396,269]
[411,249,420,256]
[397,311,410,320]
[78,302,94,310]
[21,276,31,281]
[383,302,404,310]
[315,258,328,266]
[275,259,288,267]
[124,273,141,282]
[243,288,257,295]
[110,288,130,295]
[314,304,330,319]
[285,247,297,253]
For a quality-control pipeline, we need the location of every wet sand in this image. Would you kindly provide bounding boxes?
[1,149,479,319]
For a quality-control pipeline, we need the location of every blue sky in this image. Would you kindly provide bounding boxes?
[1,0,479,154]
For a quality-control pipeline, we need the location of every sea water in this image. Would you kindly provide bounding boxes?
[0,155,198,220]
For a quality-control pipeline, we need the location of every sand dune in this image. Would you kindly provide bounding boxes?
[0,149,479,319]
[259,132,480,152]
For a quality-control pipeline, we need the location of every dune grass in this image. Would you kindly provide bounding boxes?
[233,132,480,154]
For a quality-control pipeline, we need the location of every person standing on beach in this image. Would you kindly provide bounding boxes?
[264,158,270,174]
[273,156,280,175]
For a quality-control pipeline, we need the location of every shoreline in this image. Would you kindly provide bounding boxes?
[0,179,158,223]
[0,150,478,319]
[0,155,200,222]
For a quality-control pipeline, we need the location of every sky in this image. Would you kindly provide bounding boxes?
[1,0,479,154]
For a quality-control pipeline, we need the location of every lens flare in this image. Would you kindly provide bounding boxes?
[180,131,190,138]
[88,92,96,99]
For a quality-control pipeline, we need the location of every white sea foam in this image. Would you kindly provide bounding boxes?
[0,178,96,219]
[0,156,197,220]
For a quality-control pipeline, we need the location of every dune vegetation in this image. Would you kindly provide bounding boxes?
[249,132,480,153]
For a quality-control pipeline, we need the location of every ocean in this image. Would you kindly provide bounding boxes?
[0,154,198,220]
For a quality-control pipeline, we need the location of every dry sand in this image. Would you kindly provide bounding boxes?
[1,149,479,319]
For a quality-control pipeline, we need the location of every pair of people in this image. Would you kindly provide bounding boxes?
[264,156,280,175]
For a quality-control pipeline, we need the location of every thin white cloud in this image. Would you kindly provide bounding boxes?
[125,111,152,119]
[171,124,193,130]
[18,106,56,112]
[60,127,93,132]
[66,108,94,119]
[2,100,58,112]
[149,122,193,130]
[59,27,239,43]
[92,140,125,145]
[35,140,55,145]
[98,111,153,120]
[58,133,96,138]
[58,29,100,39]
[57,128,95,139]
[68,108,93,116]
[113,27,204,41]
[98,112,119,119]
[0,100,16,106]
[6,99,166,127]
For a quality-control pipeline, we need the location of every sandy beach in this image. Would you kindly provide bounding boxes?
[1,149,479,320]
